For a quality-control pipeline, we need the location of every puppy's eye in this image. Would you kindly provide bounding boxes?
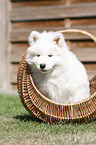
[37,55,40,57]
[48,55,53,57]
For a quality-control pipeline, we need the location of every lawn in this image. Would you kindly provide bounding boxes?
[0,94,96,145]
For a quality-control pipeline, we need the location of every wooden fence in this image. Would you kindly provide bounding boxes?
[0,0,96,90]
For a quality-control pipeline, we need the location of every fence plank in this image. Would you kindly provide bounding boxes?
[11,3,96,21]
[12,18,96,30]
[12,0,65,8]
[70,41,96,49]
[70,18,96,27]
[72,48,96,62]
[12,20,65,30]
[71,0,96,4]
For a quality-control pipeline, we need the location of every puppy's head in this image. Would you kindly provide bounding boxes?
[26,31,68,73]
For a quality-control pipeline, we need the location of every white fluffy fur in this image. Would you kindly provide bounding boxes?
[26,31,90,104]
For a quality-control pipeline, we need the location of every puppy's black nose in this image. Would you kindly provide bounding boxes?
[40,64,46,70]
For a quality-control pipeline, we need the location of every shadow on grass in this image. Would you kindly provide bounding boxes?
[14,114,96,124]
[13,114,42,123]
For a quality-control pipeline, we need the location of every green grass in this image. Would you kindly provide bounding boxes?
[0,94,96,145]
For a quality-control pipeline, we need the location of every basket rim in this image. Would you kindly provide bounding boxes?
[56,29,96,43]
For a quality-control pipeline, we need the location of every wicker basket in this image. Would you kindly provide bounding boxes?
[17,29,96,123]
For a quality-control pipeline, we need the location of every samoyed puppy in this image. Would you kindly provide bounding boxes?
[26,31,90,104]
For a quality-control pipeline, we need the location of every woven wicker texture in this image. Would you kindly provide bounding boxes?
[17,29,96,123]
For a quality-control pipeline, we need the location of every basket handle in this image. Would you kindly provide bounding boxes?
[56,29,96,43]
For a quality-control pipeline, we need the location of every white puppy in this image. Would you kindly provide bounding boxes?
[26,31,90,104]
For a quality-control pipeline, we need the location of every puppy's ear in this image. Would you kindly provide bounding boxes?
[53,33,64,47]
[28,31,39,45]
[54,32,68,49]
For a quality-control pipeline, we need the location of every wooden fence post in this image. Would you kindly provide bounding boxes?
[0,0,10,90]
